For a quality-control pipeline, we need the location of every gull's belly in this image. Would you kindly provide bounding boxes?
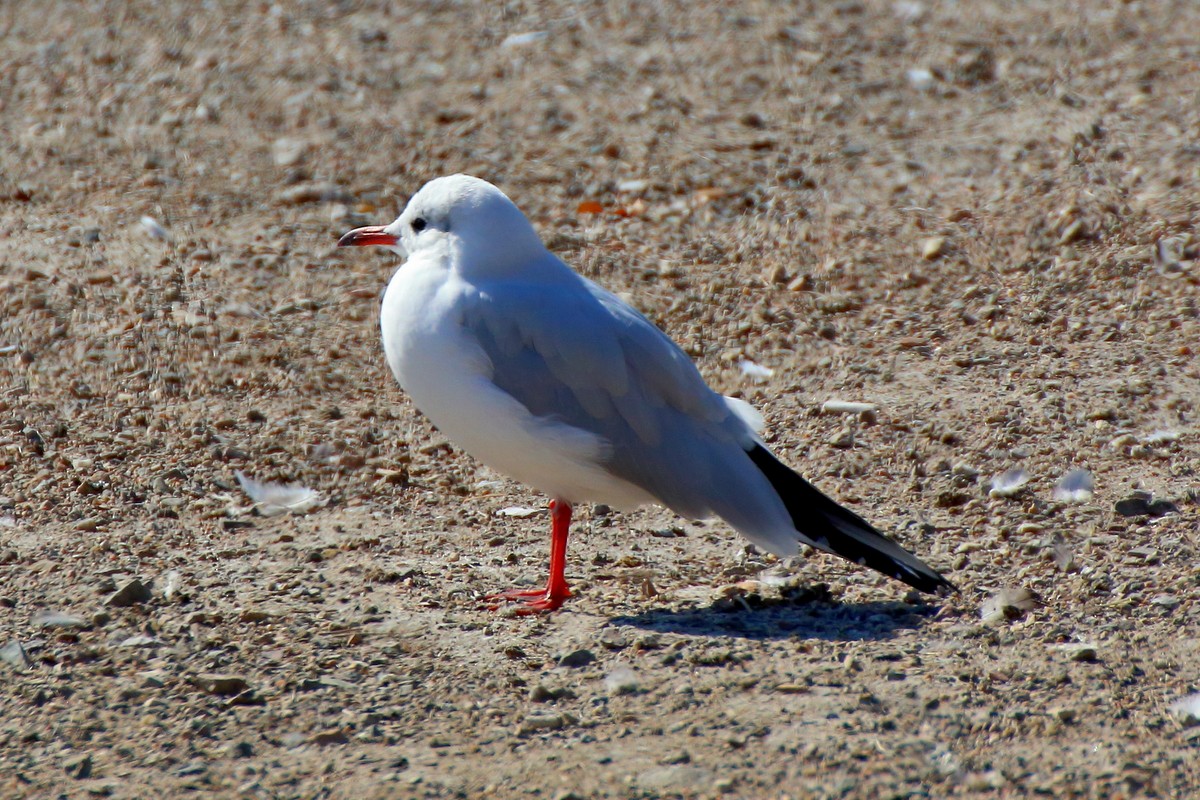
[379,266,653,508]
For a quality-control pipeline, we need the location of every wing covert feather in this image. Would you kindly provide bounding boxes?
[461,273,762,518]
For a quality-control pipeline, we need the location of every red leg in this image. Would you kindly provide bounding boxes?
[486,499,573,614]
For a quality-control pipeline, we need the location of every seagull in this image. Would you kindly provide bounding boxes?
[339,175,954,613]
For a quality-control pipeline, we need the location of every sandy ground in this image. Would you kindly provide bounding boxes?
[2,1,1199,797]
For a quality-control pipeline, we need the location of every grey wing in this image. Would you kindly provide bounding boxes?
[461,273,769,520]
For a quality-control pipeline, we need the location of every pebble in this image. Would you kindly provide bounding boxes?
[276,183,348,205]
[501,30,549,48]
[1114,492,1177,518]
[638,766,713,791]
[774,683,809,694]
[597,629,628,650]
[907,68,935,91]
[139,216,169,242]
[527,683,563,702]
[821,400,877,415]
[604,666,640,696]
[227,741,255,758]
[1068,645,1098,663]
[280,732,307,748]
[660,749,691,765]
[117,635,160,648]
[34,611,89,630]
[106,579,152,608]
[496,506,541,518]
[0,640,31,670]
[921,236,946,259]
[63,753,93,779]
[634,633,662,650]
[557,649,596,668]
[827,427,855,449]
[272,137,308,167]
[1150,594,1181,610]
[310,728,349,745]
[195,674,249,696]
[138,670,167,688]
[517,712,571,735]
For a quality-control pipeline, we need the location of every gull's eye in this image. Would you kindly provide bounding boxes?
[411,217,427,233]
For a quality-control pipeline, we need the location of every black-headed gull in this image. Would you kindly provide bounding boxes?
[339,175,953,613]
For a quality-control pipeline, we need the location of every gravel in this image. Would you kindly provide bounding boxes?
[1,1,1198,797]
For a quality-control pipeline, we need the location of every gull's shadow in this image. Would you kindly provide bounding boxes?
[610,591,940,642]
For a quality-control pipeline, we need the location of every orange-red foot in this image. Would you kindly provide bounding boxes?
[485,499,575,615]
[485,586,572,615]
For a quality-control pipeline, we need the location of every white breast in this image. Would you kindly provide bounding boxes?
[379,257,655,509]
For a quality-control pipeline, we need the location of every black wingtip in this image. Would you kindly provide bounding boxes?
[746,443,954,595]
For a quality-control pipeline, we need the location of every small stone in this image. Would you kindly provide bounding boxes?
[935,490,971,508]
[763,264,789,284]
[106,579,152,608]
[33,611,89,630]
[1068,645,1098,663]
[1114,493,1151,517]
[1114,492,1177,518]
[195,674,249,696]
[597,629,628,650]
[280,732,307,748]
[276,183,348,205]
[272,137,308,167]
[774,683,809,694]
[557,649,596,668]
[528,684,557,703]
[821,400,877,415]
[604,666,640,696]
[1151,594,1181,611]
[827,427,855,449]
[0,640,31,670]
[138,670,167,688]
[227,741,255,758]
[638,766,713,791]
[64,753,93,779]
[239,608,277,623]
[117,635,160,648]
[1058,219,1086,245]
[518,713,567,735]
[228,689,266,707]
[965,770,1007,791]
[310,728,349,745]
[634,633,662,650]
[660,750,691,765]
[921,236,946,259]
[1148,499,1179,517]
